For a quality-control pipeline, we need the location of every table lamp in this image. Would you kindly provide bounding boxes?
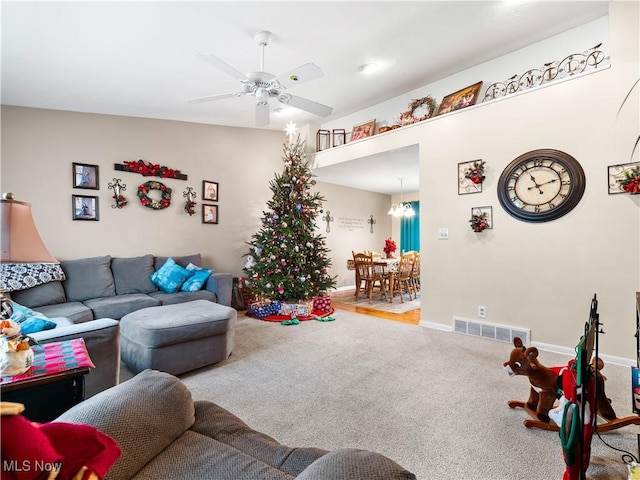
[1,192,64,293]
[1,192,63,376]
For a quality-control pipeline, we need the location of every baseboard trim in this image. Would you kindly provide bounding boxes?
[532,341,636,367]
[418,323,635,367]
[333,285,355,293]
[419,320,453,332]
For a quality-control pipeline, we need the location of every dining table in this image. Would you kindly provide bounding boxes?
[347,256,401,302]
[375,258,400,301]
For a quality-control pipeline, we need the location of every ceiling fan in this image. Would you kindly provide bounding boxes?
[188,31,333,127]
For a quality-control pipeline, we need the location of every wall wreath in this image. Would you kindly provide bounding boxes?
[399,95,437,125]
[137,181,172,210]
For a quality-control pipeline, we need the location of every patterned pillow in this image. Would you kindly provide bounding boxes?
[180,264,213,292]
[149,258,193,294]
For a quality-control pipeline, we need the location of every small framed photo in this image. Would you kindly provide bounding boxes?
[350,119,375,142]
[472,206,493,230]
[72,162,99,190]
[203,180,219,202]
[608,162,640,194]
[436,81,483,116]
[332,129,346,147]
[72,195,99,221]
[202,204,218,224]
[458,160,483,195]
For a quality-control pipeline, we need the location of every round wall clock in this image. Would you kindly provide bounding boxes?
[497,149,585,223]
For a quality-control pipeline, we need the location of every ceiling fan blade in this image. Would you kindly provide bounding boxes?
[187,92,243,104]
[196,53,252,83]
[274,63,324,89]
[255,102,270,127]
[278,94,333,117]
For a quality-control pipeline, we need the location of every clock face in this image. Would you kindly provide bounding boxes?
[497,149,585,223]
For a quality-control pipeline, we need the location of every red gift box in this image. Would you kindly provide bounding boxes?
[313,296,331,313]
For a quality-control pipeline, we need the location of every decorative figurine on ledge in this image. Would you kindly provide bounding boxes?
[107,178,128,208]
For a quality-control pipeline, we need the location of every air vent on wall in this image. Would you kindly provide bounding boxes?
[453,317,530,346]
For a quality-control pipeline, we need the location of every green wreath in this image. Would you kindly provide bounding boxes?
[137,181,172,210]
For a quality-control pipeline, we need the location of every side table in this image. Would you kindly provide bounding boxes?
[1,338,95,422]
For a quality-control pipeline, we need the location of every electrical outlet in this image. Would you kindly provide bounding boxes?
[438,228,449,240]
[478,305,487,318]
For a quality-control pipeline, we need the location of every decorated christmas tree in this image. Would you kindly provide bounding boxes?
[244,136,336,302]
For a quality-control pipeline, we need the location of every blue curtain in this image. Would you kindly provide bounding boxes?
[400,201,420,252]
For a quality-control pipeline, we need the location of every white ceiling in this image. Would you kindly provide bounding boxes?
[1,1,609,195]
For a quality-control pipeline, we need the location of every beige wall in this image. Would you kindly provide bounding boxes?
[316,182,393,290]
[0,107,393,286]
[312,2,639,362]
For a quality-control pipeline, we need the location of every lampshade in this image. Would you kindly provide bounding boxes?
[387,178,415,218]
[387,202,415,218]
[1,193,57,264]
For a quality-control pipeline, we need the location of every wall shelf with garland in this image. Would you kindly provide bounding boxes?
[311,64,610,171]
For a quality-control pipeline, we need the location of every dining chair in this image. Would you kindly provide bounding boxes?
[409,252,421,294]
[389,253,416,303]
[353,252,387,302]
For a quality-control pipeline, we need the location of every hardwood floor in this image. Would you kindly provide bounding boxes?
[330,289,421,325]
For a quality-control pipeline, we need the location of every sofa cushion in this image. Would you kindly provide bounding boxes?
[181,263,212,292]
[132,430,296,480]
[35,302,94,324]
[191,401,327,476]
[149,289,216,305]
[111,254,157,294]
[61,256,115,302]
[149,258,193,294]
[55,370,195,480]
[154,254,201,271]
[10,281,66,308]
[295,448,417,480]
[83,294,160,320]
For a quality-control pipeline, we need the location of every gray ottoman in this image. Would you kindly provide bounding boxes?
[120,300,236,375]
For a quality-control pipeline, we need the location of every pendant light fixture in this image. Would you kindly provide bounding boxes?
[387,178,415,218]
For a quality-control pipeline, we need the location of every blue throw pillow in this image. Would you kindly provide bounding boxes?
[149,258,194,294]
[10,302,57,334]
[181,263,213,292]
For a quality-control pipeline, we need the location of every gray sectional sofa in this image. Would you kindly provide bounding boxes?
[11,253,232,397]
[56,370,417,480]
[11,253,232,322]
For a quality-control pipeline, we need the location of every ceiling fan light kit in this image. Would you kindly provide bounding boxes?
[188,30,333,127]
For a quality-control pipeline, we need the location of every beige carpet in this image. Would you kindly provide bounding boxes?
[120,309,640,479]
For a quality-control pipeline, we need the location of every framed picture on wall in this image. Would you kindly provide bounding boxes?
[350,119,375,142]
[202,204,218,224]
[458,161,483,195]
[437,81,483,116]
[72,195,99,221]
[203,180,219,201]
[72,162,99,190]
[608,161,640,194]
[471,206,493,230]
